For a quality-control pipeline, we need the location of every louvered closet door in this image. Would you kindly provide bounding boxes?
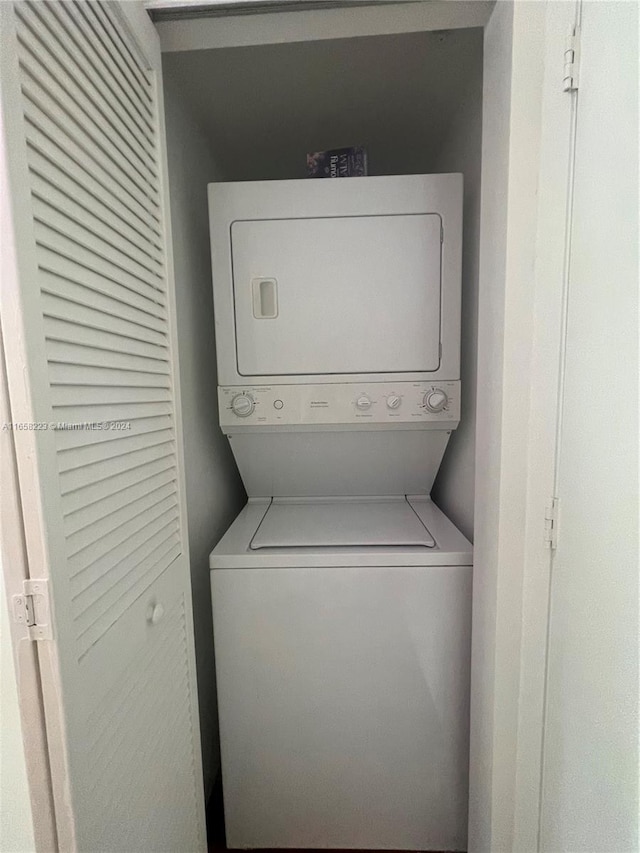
[0,2,206,850]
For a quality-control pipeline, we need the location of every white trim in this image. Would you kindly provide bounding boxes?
[513,2,578,848]
[155,0,494,51]
[0,4,77,846]
[471,2,580,850]
[146,0,393,9]
[467,1,581,849]
[0,326,57,853]
[147,0,320,6]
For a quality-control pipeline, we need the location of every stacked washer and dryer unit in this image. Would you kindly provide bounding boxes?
[208,175,472,852]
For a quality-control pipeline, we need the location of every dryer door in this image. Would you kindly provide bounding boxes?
[231,213,442,376]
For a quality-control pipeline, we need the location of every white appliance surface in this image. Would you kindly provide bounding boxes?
[209,174,462,386]
[211,496,472,568]
[210,498,472,850]
[226,429,453,499]
[209,175,469,850]
[217,380,460,428]
[231,214,442,376]
[251,496,436,549]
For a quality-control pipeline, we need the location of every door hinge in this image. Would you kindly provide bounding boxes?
[12,579,52,640]
[563,25,581,92]
[544,497,559,549]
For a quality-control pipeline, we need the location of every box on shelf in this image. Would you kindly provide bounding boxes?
[306,146,368,178]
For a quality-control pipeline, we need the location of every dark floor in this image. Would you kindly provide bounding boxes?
[206,779,451,853]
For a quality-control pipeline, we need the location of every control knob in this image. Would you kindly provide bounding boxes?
[423,388,448,413]
[356,395,372,411]
[231,393,255,417]
[386,394,402,410]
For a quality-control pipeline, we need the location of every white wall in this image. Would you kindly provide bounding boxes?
[0,578,36,853]
[162,29,483,182]
[431,71,483,542]
[539,2,639,848]
[163,72,246,790]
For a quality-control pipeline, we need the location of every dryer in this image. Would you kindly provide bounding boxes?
[210,174,463,499]
[208,174,471,850]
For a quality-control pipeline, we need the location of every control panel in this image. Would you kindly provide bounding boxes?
[218,381,460,428]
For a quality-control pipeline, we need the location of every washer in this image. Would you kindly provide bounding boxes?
[211,496,472,851]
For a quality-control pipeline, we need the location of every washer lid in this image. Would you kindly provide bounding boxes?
[250,497,435,550]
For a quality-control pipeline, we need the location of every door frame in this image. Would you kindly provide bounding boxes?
[512,2,580,848]
[0,324,57,853]
[472,1,579,851]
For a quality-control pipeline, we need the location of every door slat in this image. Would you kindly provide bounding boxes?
[66,480,176,556]
[42,291,168,347]
[47,341,170,379]
[17,50,160,209]
[86,1,151,89]
[19,70,160,224]
[32,1,156,143]
[62,466,177,538]
[16,5,158,176]
[33,198,164,291]
[66,1,154,124]
[76,538,182,657]
[24,103,161,241]
[59,441,175,495]
[69,498,179,584]
[57,428,175,475]
[28,149,163,268]
[62,457,177,520]
[36,243,166,312]
[44,316,169,362]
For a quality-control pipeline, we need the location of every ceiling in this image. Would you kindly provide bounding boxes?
[163,26,483,180]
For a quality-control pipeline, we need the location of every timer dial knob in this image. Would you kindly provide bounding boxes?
[386,394,402,410]
[356,395,372,411]
[424,388,448,413]
[231,393,255,417]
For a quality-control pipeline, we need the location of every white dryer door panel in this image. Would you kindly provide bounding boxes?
[231,214,442,376]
